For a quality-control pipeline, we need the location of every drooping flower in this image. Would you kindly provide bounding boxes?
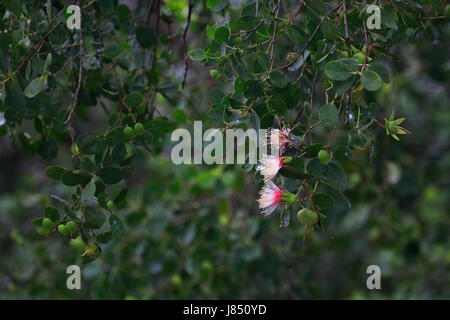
[256,155,290,182]
[0,112,5,126]
[257,181,284,216]
[265,128,292,155]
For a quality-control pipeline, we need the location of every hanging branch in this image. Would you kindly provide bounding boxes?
[63,29,84,125]
[152,0,162,69]
[182,0,193,89]
[268,0,282,74]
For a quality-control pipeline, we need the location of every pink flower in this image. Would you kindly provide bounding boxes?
[256,155,288,182]
[257,181,284,216]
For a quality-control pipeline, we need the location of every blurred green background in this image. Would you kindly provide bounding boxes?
[0,0,449,299]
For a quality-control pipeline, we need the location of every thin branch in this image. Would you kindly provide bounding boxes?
[63,29,84,125]
[276,3,342,71]
[268,0,282,74]
[182,0,193,89]
[152,0,161,69]
[243,1,282,42]
[342,0,352,124]
[342,0,350,55]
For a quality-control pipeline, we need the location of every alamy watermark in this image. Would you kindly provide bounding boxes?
[66,265,81,290]
[366,265,381,290]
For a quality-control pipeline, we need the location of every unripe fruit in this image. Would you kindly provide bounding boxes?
[58,224,68,235]
[107,200,114,210]
[66,221,77,234]
[318,149,331,164]
[124,126,134,137]
[352,52,365,64]
[134,122,145,136]
[210,70,222,80]
[297,208,319,227]
[42,217,54,229]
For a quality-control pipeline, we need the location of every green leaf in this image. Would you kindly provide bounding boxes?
[267,99,286,115]
[279,166,312,180]
[270,71,288,88]
[244,79,263,100]
[307,158,326,176]
[45,166,66,180]
[62,171,90,186]
[234,77,246,93]
[124,93,143,109]
[325,61,354,81]
[107,127,129,146]
[114,187,129,204]
[24,76,46,98]
[369,63,390,83]
[319,103,339,127]
[84,206,106,229]
[81,179,96,202]
[320,20,340,40]
[112,144,127,163]
[169,109,186,124]
[44,206,60,221]
[237,15,261,30]
[96,231,113,244]
[382,7,398,28]
[188,48,206,62]
[104,43,121,59]
[109,214,125,238]
[207,0,228,12]
[313,193,335,210]
[209,87,224,106]
[136,26,155,48]
[117,4,130,21]
[334,145,352,161]
[44,53,52,73]
[348,129,368,150]
[323,163,347,192]
[214,26,230,43]
[96,167,122,184]
[361,70,381,91]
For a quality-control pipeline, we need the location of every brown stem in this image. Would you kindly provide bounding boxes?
[182,0,193,89]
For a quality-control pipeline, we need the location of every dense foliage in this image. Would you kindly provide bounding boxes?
[0,0,448,299]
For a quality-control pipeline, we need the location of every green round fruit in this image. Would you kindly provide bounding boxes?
[318,149,331,164]
[134,122,145,136]
[107,200,114,210]
[297,208,319,227]
[42,217,54,229]
[58,224,68,236]
[66,221,77,234]
[124,126,135,137]
[210,70,222,80]
[352,52,365,64]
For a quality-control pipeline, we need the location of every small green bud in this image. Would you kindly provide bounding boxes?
[124,126,135,137]
[281,192,297,204]
[210,70,222,80]
[42,217,54,229]
[107,200,114,210]
[58,224,68,236]
[297,208,319,227]
[286,52,297,62]
[318,149,331,164]
[134,122,145,136]
[66,221,77,234]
